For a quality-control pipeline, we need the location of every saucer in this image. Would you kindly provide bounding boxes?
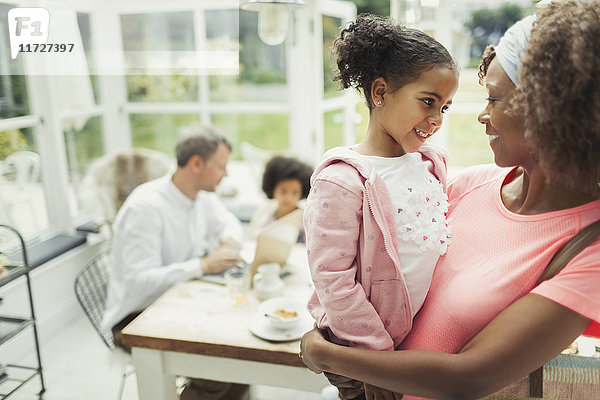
[249,297,313,342]
[249,316,312,342]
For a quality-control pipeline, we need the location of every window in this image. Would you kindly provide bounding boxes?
[122,12,199,103]
[77,12,100,104]
[64,116,104,215]
[0,0,533,248]
[323,15,342,99]
[130,113,200,155]
[445,42,493,168]
[0,4,109,242]
[212,113,289,159]
[60,13,107,219]
[309,3,358,161]
[0,4,48,237]
[0,4,30,119]
[414,0,530,170]
[122,7,290,162]
[323,109,344,151]
[209,10,286,103]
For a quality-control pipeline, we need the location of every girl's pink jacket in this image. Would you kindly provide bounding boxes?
[304,144,448,351]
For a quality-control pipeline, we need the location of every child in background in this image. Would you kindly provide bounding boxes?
[249,155,313,242]
[304,14,458,400]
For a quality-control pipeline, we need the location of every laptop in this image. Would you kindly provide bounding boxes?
[249,207,303,276]
[200,208,303,284]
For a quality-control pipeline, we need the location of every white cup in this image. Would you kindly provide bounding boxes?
[253,263,284,300]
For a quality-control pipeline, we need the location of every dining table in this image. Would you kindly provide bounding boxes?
[121,244,329,400]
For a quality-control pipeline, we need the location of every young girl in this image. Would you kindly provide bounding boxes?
[249,155,313,242]
[304,14,458,400]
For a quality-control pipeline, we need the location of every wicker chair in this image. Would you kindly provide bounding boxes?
[74,249,135,400]
[79,148,174,232]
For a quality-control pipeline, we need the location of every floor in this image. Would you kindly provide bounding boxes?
[8,315,323,400]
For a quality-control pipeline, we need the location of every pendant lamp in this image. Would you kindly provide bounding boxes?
[241,0,306,46]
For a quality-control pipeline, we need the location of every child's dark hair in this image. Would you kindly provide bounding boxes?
[333,13,457,109]
[261,156,313,200]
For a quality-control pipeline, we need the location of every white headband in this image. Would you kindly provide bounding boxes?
[497,0,594,86]
[494,14,536,86]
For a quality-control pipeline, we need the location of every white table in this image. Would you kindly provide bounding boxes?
[122,245,329,400]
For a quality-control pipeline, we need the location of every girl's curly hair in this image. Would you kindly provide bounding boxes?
[514,0,600,198]
[261,156,313,200]
[332,13,457,109]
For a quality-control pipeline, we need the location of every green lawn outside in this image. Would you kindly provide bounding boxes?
[130,114,201,157]
[447,113,494,167]
[352,99,493,168]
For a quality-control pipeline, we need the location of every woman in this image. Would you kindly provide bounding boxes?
[300,2,600,399]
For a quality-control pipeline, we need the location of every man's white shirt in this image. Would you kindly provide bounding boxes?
[101,173,243,330]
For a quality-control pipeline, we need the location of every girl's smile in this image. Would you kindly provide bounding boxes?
[362,67,458,158]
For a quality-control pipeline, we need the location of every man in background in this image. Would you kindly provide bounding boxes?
[102,124,248,400]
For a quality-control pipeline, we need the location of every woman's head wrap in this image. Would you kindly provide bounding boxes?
[496,0,592,86]
[494,15,536,87]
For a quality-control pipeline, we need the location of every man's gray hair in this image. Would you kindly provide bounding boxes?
[175,124,232,167]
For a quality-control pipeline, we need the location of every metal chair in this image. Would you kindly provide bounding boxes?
[74,249,135,400]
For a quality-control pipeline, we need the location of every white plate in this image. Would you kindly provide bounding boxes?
[249,297,313,342]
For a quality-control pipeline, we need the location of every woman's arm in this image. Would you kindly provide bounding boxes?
[301,293,591,399]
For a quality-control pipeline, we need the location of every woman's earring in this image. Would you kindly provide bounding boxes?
[376,100,382,106]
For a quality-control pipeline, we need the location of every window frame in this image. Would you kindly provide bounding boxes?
[0,0,360,239]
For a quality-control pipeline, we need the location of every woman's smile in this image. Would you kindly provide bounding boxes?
[487,134,499,143]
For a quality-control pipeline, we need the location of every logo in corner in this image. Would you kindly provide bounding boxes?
[8,8,49,59]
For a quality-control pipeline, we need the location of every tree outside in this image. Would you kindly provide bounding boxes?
[464,3,532,63]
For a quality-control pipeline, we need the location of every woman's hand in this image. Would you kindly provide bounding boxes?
[300,327,329,373]
[324,371,364,399]
[364,383,403,400]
